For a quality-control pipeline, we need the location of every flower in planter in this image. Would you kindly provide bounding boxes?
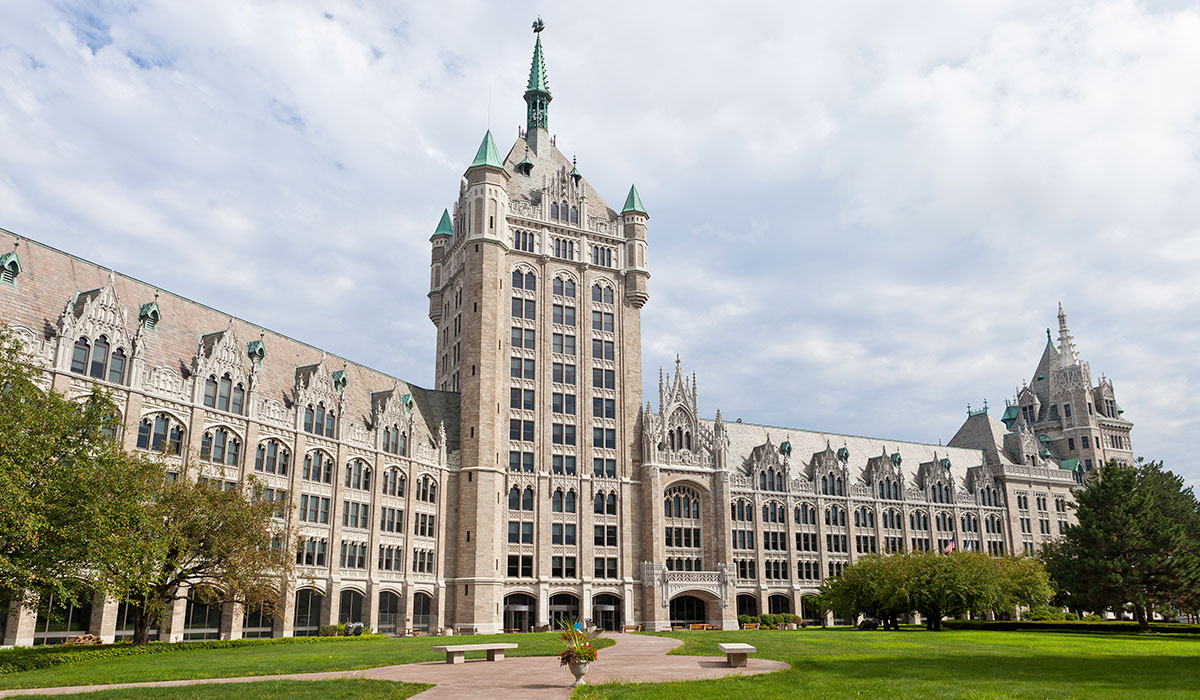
[557,618,601,666]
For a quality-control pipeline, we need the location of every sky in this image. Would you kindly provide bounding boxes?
[1,1,1197,484]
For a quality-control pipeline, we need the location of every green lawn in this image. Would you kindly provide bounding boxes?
[0,632,603,690]
[575,628,1200,700]
[19,679,428,699]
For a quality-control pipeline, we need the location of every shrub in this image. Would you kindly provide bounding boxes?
[1063,612,1080,621]
[1028,608,1070,621]
[0,634,386,675]
[941,620,1200,635]
[737,615,753,626]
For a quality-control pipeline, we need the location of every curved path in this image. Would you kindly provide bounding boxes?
[0,633,788,699]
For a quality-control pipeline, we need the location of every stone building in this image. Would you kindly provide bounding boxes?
[0,24,1131,645]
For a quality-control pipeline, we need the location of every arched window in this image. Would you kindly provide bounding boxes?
[512,270,524,289]
[550,202,559,219]
[70,337,90,374]
[303,405,314,433]
[216,374,232,411]
[345,459,371,491]
[381,468,405,496]
[569,206,579,224]
[303,451,334,483]
[664,485,701,520]
[136,413,184,455]
[595,492,606,513]
[509,487,521,510]
[565,490,576,513]
[606,492,617,514]
[200,427,241,466]
[522,487,534,511]
[416,475,437,503]
[552,489,564,512]
[255,440,290,475]
[89,336,109,379]
[107,348,126,384]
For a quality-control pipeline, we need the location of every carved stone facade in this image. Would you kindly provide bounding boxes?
[0,26,1130,646]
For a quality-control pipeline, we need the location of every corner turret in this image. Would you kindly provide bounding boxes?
[621,185,650,308]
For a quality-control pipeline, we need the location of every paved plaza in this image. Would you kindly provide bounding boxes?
[0,633,787,699]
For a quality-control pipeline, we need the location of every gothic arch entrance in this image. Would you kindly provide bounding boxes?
[503,593,536,632]
[736,594,759,617]
[549,593,579,628]
[669,595,706,627]
[768,594,792,615]
[592,594,622,631]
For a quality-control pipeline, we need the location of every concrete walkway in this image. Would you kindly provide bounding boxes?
[0,633,788,699]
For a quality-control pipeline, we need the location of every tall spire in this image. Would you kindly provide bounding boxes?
[1056,302,1079,366]
[524,18,552,138]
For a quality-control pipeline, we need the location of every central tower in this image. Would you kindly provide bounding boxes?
[427,21,651,633]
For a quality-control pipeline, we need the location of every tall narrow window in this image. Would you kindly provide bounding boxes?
[107,348,126,384]
[71,338,90,374]
[89,336,109,379]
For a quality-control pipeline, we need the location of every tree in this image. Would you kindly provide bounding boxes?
[822,554,913,630]
[104,475,294,643]
[0,325,162,607]
[1041,459,1200,631]
[823,551,1053,631]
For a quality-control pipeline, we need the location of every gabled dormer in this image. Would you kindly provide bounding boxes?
[294,355,346,439]
[193,320,255,417]
[809,441,849,496]
[917,454,956,504]
[865,448,905,501]
[56,273,138,386]
[371,383,415,457]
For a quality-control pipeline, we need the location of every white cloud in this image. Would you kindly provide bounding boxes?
[0,0,1197,484]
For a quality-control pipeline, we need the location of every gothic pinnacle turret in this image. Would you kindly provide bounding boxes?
[1057,302,1079,367]
[524,17,552,153]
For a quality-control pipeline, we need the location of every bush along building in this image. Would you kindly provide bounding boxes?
[0,23,1130,644]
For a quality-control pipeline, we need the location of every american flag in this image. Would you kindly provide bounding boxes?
[943,541,956,554]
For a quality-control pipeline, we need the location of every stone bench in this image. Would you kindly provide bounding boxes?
[717,642,756,668]
[431,643,518,664]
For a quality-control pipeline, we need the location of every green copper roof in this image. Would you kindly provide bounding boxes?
[1116,403,1124,414]
[1059,458,1080,471]
[1038,434,1051,443]
[1001,405,1019,425]
[469,130,504,170]
[527,34,550,94]
[622,185,647,214]
[432,209,453,237]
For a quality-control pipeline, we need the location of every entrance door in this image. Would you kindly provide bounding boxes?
[503,593,536,632]
[669,595,706,627]
[592,594,621,631]
[549,594,579,628]
[412,593,433,633]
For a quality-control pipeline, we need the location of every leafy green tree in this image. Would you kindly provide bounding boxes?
[990,555,1055,616]
[1042,459,1200,630]
[104,475,294,643]
[0,325,162,606]
[822,554,913,629]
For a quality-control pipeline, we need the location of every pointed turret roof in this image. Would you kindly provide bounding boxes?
[622,185,647,214]
[432,209,453,238]
[1056,302,1079,367]
[469,130,504,170]
[527,33,550,94]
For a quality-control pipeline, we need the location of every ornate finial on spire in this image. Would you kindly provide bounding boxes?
[532,16,545,33]
[1046,327,1052,344]
[675,354,681,373]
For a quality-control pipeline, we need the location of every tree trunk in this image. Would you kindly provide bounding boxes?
[1133,604,1150,632]
[132,606,151,645]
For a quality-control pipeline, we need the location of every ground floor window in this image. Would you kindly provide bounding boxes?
[592,594,621,631]
[294,589,324,636]
[413,592,433,633]
[33,593,91,645]
[114,601,159,642]
[378,591,400,635]
[243,604,274,638]
[183,589,221,641]
[339,590,363,624]
[737,594,758,617]
[503,593,534,632]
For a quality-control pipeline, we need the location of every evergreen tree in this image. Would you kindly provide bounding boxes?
[1041,459,1200,630]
